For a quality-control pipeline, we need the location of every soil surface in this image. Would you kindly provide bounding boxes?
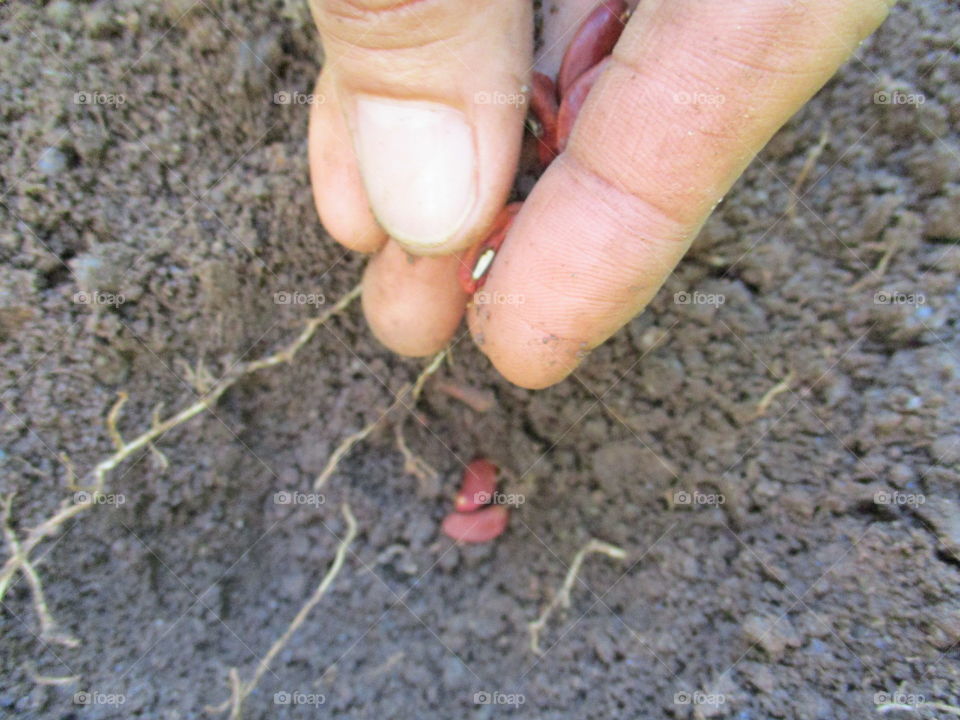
[2,1,960,718]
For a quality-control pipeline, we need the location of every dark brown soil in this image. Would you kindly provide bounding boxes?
[2,1,959,718]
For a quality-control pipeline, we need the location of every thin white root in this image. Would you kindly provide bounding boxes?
[207,503,358,719]
[787,126,829,217]
[528,539,627,655]
[23,662,79,686]
[876,701,960,716]
[753,370,796,419]
[394,423,438,486]
[313,348,447,490]
[1,494,79,648]
[106,391,128,451]
[0,284,361,636]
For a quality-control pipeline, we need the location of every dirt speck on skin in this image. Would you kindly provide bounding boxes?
[2,1,960,719]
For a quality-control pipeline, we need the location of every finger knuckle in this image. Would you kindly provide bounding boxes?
[317,0,457,51]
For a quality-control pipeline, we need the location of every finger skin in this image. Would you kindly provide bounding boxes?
[309,73,388,253]
[313,0,533,255]
[362,240,468,357]
[556,57,609,152]
[310,0,531,354]
[470,0,891,389]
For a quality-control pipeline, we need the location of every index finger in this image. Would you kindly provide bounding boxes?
[469,0,891,388]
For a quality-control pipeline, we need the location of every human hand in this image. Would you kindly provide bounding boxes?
[308,0,891,388]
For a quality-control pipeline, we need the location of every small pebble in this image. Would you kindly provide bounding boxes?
[84,6,121,38]
[37,148,67,176]
[931,435,960,466]
[46,0,76,28]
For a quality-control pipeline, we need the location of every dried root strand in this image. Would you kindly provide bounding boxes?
[411,348,446,401]
[1,494,79,648]
[314,348,447,490]
[23,662,79,686]
[394,422,438,487]
[752,370,796,419]
[244,284,362,373]
[528,538,627,655]
[3,280,443,704]
[876,700,960,716]
[207,503,358,720]
[787,126,829,217]
[314,396,405,490]
[60,453,78,490]
[106,391,128,451]
[0,284,361,636]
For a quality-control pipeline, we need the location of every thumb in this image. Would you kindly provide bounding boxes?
[311,0,532,254]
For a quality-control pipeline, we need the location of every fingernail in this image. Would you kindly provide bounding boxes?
[353,96,476,250]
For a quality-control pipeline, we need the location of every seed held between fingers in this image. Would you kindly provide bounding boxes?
[556,57,611,152]
[457,202,523,294]
[556,0,630,98]
[456,0,627,295]
[529,71,560,169]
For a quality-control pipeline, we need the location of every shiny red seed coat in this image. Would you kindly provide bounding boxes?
[441,505,510,543]
[556,0,629,98]
[457,202,523,294]
[454,458,499,512]
[456,0,628,294]
[530,71,560,169]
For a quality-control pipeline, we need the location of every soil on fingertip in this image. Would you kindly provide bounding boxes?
[1,1,959,718]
